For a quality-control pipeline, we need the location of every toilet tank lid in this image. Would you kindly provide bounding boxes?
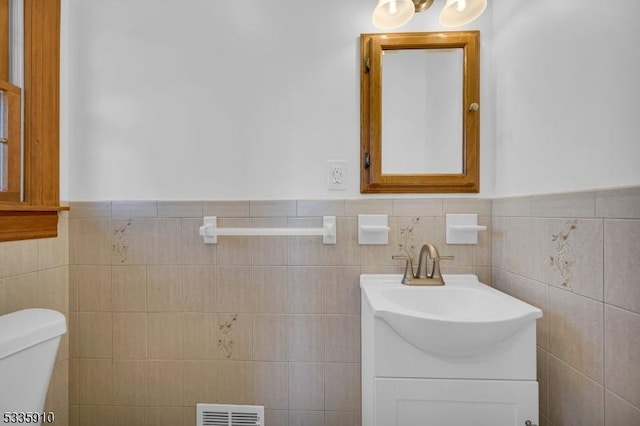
[0,309,67,360]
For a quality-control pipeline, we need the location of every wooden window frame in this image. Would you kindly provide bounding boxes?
[0,0,67,242]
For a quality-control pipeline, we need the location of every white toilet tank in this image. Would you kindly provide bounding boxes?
[0,309,67,416]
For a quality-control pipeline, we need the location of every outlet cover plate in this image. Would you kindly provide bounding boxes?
[327,160,347,190]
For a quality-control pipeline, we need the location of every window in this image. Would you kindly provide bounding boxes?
[0,80,21,202]
[0,90,5,189]
[0,0,19,201]
[0,0,64,242]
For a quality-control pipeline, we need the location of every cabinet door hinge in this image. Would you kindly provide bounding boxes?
[364,57,370,73]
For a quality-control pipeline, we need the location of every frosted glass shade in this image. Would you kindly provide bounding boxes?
[372,0,415,30]
[439,0,487,27]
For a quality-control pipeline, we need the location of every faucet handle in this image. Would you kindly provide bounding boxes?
[429,255,454,280]
[392,255,410,261]
[392,255,415,266]
[392,255,413,269]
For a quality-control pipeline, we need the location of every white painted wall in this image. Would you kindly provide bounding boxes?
[62,0,494,201]
[493,0,640,197]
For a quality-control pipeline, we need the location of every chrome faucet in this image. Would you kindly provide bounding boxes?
[392,243,454,286]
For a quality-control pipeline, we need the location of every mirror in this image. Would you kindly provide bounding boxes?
[382,48,463,174]
[360,31,480,193]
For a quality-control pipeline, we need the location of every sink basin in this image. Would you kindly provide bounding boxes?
[361,274,542,356]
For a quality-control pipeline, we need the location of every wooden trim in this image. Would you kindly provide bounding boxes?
[360,31,480,193]
[360,36,371,193]
[0,192,20,201]
[361,182,479,194]
[0,0,8,81]
[0,210,58,241]
[23,0,61,206]
[0,203,68,211]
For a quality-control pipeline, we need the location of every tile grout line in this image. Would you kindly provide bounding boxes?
[494,265,607,307]
[602,217,607,425]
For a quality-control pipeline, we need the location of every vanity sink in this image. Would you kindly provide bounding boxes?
[361,274,542,357]
[361,273,542,425]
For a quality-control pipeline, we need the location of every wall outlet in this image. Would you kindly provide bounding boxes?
[327,160,347,190]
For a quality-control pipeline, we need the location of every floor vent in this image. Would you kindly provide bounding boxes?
[197,404,264,426]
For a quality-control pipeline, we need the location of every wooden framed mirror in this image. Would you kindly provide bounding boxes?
[360,31,480,193]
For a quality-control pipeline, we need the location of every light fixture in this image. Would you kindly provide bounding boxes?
[372,0,486,30]
[439,0,487,27]
[372,0,415,30]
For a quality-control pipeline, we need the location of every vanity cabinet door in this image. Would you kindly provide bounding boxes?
[374,378,538,426]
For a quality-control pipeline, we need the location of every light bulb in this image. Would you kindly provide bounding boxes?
[457,0,466,12]
[389,0,397,15]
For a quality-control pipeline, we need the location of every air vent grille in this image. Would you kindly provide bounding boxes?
[231,412,259,425]
[201,411,228,426]
[197,404,264,426]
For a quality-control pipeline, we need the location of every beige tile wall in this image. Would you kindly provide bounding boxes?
[67,198,491,426]
[492,186,640,426]
[0,212,70,426]
[2,188,636,426]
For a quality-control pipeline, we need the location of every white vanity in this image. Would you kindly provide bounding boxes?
[361,274,542,426]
